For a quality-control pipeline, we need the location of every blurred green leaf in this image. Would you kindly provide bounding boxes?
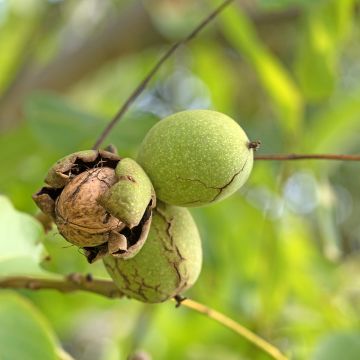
[304,88,360,153]
[192,41,236,114]
[0,292,58,360]
[0,125,57,212]
[258,0,313,9]
[25,92,104,153]
[143,1,209,39]
[295,0,354,101]
[311,332,360,360]
[41,229,108,277]
[0,14,34,90]
[107,112,159,157]
[219,6,302,135]
[0,195,43,264]
[0,195,57,278]
[25,92,158,155]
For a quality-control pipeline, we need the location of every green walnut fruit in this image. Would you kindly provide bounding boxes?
[103,202,202,303]
[137,110,254,207]
[33,150,155,262]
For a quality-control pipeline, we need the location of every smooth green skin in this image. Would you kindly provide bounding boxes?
[137,110,253,207]
[99,158,155,228]
[103,202,202,303]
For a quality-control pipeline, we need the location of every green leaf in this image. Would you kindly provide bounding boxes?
[192,41,236,113]
[0,125,56,212]
[311,332,360,360]
[0,195,57,278]
[258,0,313,9]
[25,92,104,153]
[219,6,302,134]
[0,14,35,90]
[0,195,43,262]
[0,292,58,360]
[41,229,108,277]
[304,88,360,153]
[25,92,158,155]
[295,0,354,101]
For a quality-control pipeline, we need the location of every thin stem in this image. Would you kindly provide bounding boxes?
[0,273,287,359]
[174,298,288,360]
[255,153,360,161]
[92,0,235,150]
[56,348,76,360]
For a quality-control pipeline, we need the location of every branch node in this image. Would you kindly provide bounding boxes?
[67,273,83,285]
[248,140,261,151]
[27,281,40,290]
[174,294,187,308]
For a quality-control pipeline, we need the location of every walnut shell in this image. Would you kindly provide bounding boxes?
[55,167,124,247]
[33,150,155,262]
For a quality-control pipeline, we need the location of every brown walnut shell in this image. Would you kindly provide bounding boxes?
[32,149,155,262]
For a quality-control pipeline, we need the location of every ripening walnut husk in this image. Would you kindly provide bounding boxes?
[32,150,155,262]
[137,109,254,207]
[103,202,202,303]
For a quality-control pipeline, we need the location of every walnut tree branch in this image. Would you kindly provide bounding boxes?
[255,153,360,161]
[0,273,287,360]
[92,0,235,150]
[0,273,123,298]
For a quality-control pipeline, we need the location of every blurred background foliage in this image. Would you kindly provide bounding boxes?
[0,0,360,359]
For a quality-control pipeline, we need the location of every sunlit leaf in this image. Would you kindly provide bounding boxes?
[192,41,236,113]
[0,14,34,90]
[0,195,57,278]
[303,88,360,153]
[219,6,302,134]
[295,0,354,101]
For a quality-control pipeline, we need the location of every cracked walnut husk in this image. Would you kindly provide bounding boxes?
[103,202,202,303]
[32,150,156,262]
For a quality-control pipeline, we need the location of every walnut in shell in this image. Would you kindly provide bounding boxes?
[33,150,155,262]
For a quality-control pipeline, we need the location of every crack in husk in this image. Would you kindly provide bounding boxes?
[176,156,249,205]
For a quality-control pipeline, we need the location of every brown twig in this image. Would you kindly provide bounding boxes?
[255,154,360,161]
[0,273,123,299]
[0,273,287,360]
[174,298,288,360]
[92,0,235,150]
